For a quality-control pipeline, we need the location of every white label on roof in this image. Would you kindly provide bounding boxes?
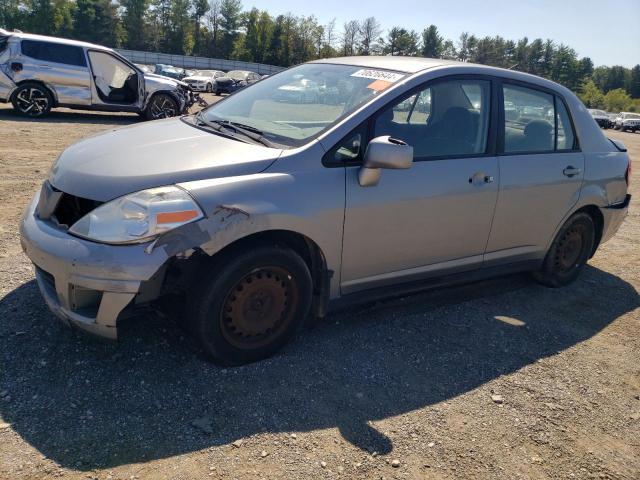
[350,69,404,82]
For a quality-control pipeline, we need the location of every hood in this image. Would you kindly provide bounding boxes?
[143,72,188,88]
[49,117,282,202]
[183,75,210,82]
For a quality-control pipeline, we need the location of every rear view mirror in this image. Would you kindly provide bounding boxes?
[358,136,413,187]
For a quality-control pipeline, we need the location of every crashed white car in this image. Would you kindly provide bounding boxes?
[0,29,199,119]
[182,70,225,92]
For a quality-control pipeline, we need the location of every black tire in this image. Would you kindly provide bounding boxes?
[144,93,179,120]
[11,82,53,117]
[533,212,595,288]
[215,90,221,96]
[206,83,213,93]
[187,246,313,366]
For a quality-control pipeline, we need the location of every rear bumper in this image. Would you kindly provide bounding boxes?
[601,194,631,244]
[19,192,168,339]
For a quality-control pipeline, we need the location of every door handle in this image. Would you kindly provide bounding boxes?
[563,166,582,177]
[469,172,494,185]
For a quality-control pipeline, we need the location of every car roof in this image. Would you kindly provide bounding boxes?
[311,56,576,95]
[311,56,461,73]
[6,31,112,51]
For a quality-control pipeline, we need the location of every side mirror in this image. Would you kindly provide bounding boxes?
[358,136,413,187]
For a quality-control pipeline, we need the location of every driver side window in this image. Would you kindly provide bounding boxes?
[374,78,491,159]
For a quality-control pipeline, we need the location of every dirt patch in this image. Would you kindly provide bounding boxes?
[0,103,639,479]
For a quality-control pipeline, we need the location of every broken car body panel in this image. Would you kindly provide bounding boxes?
[0,30,193,116]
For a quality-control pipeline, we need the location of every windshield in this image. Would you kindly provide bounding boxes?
[200,63,406,147]
[589,109,606,116]
[624,113,640,119]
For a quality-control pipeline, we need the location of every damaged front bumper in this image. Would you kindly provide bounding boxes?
[19,193,170,340]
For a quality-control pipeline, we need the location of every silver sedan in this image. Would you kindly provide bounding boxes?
[20,56,631,365]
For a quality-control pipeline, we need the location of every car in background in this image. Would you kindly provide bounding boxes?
[154,64,186,80]
[135,63,153,74]
[214,70,260,95]
[614,112,640,132]
[273,77,321,103]
[0,30,196,119]
[20,56,631,365]
[588,108,612,128]
[182,69,225,92]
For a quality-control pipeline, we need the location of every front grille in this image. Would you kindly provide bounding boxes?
[53,193,103,228]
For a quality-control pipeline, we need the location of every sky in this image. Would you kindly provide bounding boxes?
[246,0,640,67]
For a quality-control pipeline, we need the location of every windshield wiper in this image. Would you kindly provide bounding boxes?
[195,113,275,148]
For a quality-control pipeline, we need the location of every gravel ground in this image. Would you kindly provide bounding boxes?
[0,99,639,480]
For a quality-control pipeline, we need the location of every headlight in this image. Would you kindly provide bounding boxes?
[69,186,204,244]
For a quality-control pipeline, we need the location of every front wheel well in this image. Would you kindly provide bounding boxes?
[163,230,331,319]
[574,205,604,257]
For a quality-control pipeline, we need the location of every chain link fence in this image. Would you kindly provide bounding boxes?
[115,49,286,76]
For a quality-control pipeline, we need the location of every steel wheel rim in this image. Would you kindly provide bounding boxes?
[220,266,299,350]
[150,96,177,119]
[554,224,585,272]
[16,88,49,116]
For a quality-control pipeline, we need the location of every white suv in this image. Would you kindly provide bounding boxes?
[614,112,640,132]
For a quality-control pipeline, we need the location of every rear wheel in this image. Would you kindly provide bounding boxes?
[11,82,53,117]
[187,246,312,365]
[144,93,179,120]
[533,212,595,287]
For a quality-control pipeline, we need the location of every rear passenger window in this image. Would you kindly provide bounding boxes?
[21,40,86,67]
[503,84,577,154]
[503,85,555,153]
[556,99,575,150]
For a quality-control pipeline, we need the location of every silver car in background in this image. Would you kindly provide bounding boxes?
[182,69,226,92]
[0,29,198,119]
[20,56,631,365]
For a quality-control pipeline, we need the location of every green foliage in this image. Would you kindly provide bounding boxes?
[0,1,637,102]
[579,80,605,109]
[603,88,632,112]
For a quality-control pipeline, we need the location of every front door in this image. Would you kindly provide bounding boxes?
[340,77,499,294]
[484,82,584,265]
[87,50,141,108]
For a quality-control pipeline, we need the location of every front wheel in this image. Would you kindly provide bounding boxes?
[11,82,53,117]
[187,246,313,366]
[206,83,213,93]
[533,212,595,288]
[144,93,179,120]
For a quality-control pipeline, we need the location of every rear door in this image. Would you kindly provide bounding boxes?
[484,81,584,265]
[18,40,91,105]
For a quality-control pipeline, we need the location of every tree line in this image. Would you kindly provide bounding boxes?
[1,0,639,110]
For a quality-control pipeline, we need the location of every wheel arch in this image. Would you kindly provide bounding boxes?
[573,204,604,257]
[166,229,331,320]
[143,89,181,111]
[10,79,58,106]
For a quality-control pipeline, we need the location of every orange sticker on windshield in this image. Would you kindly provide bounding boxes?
[367,79,392,92]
